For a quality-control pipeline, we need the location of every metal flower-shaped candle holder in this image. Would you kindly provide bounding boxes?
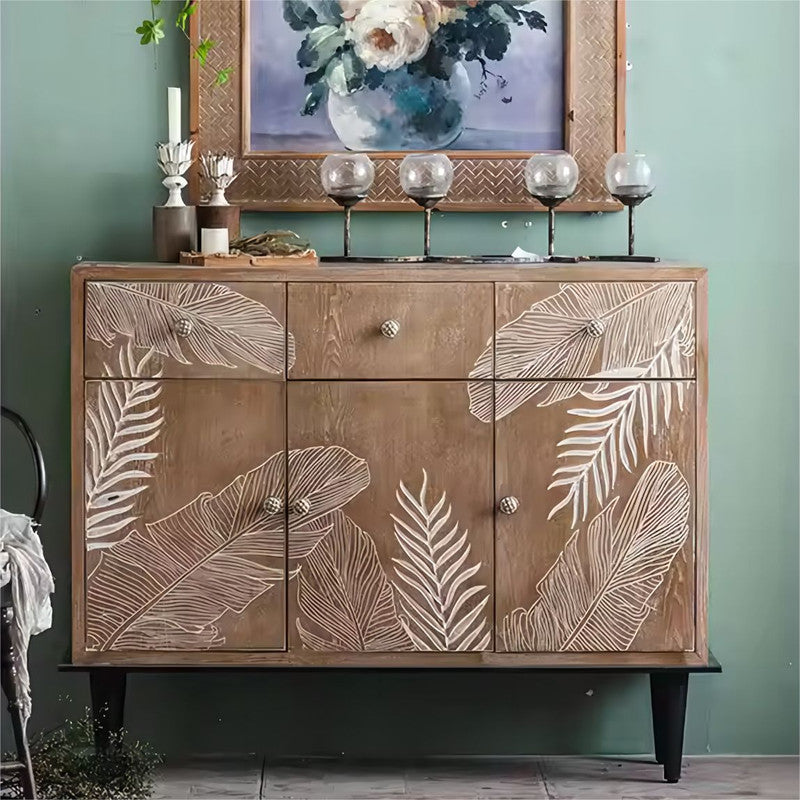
[156,140,195,207]
[400,153,454,258]
[524,152,579,260]
[200,152,237,206]
[320,153,375,257]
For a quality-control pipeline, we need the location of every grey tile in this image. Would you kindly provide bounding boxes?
[263,758,407,799]
[404,757,547,799]
[538,755,800,800]
[152,755,799,800]
[152,755,263,799]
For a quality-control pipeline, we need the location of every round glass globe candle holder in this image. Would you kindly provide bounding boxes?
[524,153,579,258]
[605,153,656,257]
[320,153,375,256]
[400,154,454,257]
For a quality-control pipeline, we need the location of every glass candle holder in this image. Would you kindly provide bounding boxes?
[524,152,579,257]
[320,153,375,256]
[605,153,655,256]
[400,153,454,257]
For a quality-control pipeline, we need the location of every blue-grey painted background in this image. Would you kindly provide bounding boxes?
[1,0,798,756]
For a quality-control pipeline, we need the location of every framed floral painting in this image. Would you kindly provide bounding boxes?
[190,0,625,211]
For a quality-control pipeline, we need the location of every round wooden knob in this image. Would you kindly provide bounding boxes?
[174,318,193,338]
[292,497,312,515]
[586,319,605,338]
[263,496,283,515]
[499,496,520,515]
[380,319,401,338]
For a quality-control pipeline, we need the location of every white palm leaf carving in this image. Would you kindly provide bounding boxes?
[254,445,371,560]
[85,343,163,550]
[502,461,690,652]
[86,281,295,373]
[86,445,370,650]
[468,282,694,422]
[296,511,412,651]
[391,471,491,651]
[549,349,691,527]
[86,455,286,651]
[287,445,370,544]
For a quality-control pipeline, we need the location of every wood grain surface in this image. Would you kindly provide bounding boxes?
[71,263,708,668]
[287,381,494,652]
[84,281,288,379]
[493,281,696,379]
[495,381,696,653]
[288,282,493,379]
[81,379,287,656]
[73,262,707,284]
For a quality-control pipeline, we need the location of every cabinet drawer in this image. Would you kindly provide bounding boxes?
[288,282,493,379]
[487,281,695,383]
[84,281,290,379]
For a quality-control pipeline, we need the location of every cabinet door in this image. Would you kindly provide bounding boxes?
[83,377,286,653]
[494,380,696,654]
[287,381,494,653]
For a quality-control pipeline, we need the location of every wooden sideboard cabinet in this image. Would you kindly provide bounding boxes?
[71,261,708,671]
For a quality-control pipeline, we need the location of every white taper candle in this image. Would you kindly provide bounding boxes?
[168,87,181,145]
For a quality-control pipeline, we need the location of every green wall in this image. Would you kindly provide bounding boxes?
[2,0,798,756]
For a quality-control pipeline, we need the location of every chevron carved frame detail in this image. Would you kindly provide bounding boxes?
[190,1,625,213]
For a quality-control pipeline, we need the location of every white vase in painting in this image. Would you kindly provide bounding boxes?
[326,62,471,151]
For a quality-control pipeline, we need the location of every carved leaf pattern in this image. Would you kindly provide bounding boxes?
[85,343,163,550]
[87,445,370,650]
[468,282,694,422]
[548,376,690,526]
[296,511,412,652]
[391,471,491,651]
[501,461,690,652]
[86,281,295,374]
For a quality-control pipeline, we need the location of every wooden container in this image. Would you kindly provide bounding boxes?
[152,206,197,263]
[178,251,318,268]
[196,204,241,242]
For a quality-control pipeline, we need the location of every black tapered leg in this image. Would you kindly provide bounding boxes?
[1,604,37,799]
[90,669,127,753]
[650,672,688,783]
[650,673,666,764]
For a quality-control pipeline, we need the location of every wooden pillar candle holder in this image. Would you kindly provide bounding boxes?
[153,206,197,263]
[196,204,241,244]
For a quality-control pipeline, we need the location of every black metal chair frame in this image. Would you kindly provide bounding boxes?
[1,406,47,800]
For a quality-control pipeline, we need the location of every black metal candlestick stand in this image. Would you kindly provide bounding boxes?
[328,194,366,257]
[586,192,659,263]
[409,196,444,257]
[531,195,582,263]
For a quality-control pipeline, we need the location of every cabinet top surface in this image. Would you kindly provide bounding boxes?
[72,261,706,283]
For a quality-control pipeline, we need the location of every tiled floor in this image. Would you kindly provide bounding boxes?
[152,755,799,799]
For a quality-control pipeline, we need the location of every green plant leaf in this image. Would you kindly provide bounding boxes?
[193,36,216,65]
[176,0,197,32]
[215,67,233,87]
[136,17,165,46]
[151,0,162,6]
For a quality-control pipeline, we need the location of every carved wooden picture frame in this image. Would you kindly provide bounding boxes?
[190,0,625,212]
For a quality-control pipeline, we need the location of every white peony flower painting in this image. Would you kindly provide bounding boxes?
[248,0,564,153]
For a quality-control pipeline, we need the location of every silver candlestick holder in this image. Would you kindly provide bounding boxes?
[156,140,195,207]
[200,152,237,206]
